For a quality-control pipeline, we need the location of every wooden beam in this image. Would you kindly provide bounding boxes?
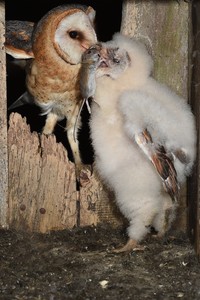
[121,0,189,97]
[188,0,200,259]
[8,113,77,233]
[0,1,8,229]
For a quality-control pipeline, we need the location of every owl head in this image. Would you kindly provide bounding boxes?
[6,4,97,65]
[97,33,153,84]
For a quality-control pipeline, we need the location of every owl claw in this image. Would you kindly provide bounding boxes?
[112,239,146,253]
[75,163,93,188]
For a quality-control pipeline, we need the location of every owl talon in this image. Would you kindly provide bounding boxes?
[78,164,93,187]
[112,239,146,253]
[75,163,92,187]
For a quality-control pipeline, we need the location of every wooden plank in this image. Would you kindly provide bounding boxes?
[8,113,77,233]
[7,113,123,232]
[188,1,200,259]
[0,1,8,229]
[121,0,190,231]
[79,170,124,227]
[121,0,189,97]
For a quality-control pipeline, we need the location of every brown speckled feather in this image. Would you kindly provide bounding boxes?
[135,129,180,202]
[5,20,35,58]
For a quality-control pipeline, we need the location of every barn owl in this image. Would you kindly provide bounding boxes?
[5,4,97,179]
[89,33,196,252]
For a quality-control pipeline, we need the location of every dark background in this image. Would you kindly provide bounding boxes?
[5,0,122,164]
[5,0,122,42]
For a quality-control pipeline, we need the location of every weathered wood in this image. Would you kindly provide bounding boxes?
[8,113,77,233]
[121,0,190,231]
[189,1,200,259]
[8,113,123,232]
[121,0,189,96]
[0,2,8,229]
[79,170,124,227]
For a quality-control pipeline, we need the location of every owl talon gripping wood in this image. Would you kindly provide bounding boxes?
[6,4,97,177]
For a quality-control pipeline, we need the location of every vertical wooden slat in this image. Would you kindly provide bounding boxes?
[188,1,200,259]
[0,1,8,229]
[121,0,189,98]
[121,0,190,231]
[79,170,124,227]
[8,113,78,233]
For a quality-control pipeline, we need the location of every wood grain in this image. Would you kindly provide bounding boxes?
[0,2,8,229]
[8,113,77,233]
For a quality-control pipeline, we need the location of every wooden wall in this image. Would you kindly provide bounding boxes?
[188,0,200,259]
[0,1,8,229]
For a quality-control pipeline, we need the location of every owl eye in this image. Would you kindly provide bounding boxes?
[69,31,79,39]
[113,58,120,64]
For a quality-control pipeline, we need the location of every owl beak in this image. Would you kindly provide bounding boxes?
[81,42,101,51]
[99,47,109,68]
[99,60,108,68]
[81,41,96,51]
[81,43,90,50]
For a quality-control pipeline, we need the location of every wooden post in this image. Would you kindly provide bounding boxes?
[121,0,190,231]
[121,0,189,97]
[0,1,8,229]
[8,113,78,233]
[188,1,200,259]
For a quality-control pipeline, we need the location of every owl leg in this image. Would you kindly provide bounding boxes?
[42,112,58,135]
[66,108,83,182]
[152,196,177,237]
[112,220,152,253]
[112,200,159,253]
[67,124,81,164]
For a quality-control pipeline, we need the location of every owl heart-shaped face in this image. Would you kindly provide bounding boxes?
[54,10,97,64]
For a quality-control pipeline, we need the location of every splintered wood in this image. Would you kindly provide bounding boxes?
[8,113,122,233]
[8,113,77,232]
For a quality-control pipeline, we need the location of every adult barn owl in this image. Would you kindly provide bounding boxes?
[89,33,196,252]
[5,4,97,177]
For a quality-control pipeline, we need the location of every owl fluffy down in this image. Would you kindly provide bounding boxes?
[89,33,196,252]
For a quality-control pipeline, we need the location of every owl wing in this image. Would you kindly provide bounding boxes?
[8,91,35,111]
[135,129,180,202]
[5,20,35,59]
